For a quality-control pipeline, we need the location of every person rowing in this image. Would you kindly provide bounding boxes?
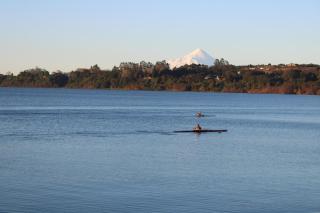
[193,123,202,131]
[196,112,204,117]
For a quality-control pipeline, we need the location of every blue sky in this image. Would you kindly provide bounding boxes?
[1,0,319,73]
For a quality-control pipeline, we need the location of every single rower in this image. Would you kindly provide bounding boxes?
[196,112,204,117]
[193,123,202,131]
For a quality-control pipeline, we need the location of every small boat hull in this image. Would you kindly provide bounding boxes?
[174,129,227,133]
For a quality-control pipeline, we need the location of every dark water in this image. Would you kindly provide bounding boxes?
[0,88,319,213]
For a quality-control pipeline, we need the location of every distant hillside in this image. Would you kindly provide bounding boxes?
[1,62,320,95]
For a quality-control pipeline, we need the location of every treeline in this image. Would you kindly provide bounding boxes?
[1,61,320,95]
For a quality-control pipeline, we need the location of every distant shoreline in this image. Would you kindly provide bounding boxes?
[1,63,319,95]
[1,86,319,96]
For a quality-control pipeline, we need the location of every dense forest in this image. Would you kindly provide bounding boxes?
[1,60,320,95]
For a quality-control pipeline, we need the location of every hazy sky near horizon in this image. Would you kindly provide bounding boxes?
[1,0,319,73]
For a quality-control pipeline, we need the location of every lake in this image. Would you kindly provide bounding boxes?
[0,88,319,212]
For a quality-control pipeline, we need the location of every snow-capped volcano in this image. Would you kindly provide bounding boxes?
[167,48,215,69]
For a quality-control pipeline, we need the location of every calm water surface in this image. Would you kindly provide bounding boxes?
[0,88,320,212]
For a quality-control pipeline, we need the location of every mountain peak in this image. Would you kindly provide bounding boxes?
[191,48,205,54]
[167,49,215,69]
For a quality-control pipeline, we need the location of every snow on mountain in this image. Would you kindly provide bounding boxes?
[167,48,215,69]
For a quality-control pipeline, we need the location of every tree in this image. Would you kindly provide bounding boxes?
[50,71,69,87]
[304,72,317,82]
[90,64,101,72]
